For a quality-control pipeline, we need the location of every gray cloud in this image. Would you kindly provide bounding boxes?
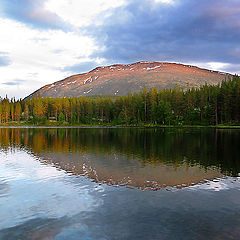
[0,52,11,67]
[2,79,25,86]
[84,0,240,67]
[1,0,239,75]
[0,0,70,30]
[62,61,99,74]
[221,64,240,74]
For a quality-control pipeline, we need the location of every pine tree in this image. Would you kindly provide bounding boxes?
[15,102,22,121]
[24,103,29,121]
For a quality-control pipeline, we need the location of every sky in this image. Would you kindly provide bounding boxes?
[0,0,239,99]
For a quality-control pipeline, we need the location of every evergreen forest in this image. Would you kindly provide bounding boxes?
[0,75,240,126]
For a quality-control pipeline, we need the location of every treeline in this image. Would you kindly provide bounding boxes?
[0,75,240,125]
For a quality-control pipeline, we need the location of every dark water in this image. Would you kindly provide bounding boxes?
[0,128,240,240]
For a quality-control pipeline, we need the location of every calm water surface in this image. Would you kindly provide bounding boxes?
[0,128,240,240]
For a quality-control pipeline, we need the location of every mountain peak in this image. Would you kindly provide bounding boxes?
[26,61,231,99]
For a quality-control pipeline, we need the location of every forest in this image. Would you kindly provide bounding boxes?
[0,75,239,126]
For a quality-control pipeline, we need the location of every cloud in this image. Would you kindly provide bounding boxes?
[0,19,98,98]
[0,0,70,30]
[0,0,239,99]
[219,64,240,75]
[62,61,99,74]
[0,52,11,67]
[155,0,174,3]
[187,61,240,75]
[85,0,240,65]
[45,0,126,27]
[2,79,25,86]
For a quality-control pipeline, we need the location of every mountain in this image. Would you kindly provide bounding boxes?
[27,61,231,98]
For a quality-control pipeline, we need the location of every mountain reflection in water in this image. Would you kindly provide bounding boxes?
[0,127,239,190]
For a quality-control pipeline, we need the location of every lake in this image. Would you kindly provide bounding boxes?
[0,127,240,240]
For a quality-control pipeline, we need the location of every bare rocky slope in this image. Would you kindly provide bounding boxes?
[27,61,231,98]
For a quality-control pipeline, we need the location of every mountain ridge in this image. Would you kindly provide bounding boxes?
[26,61,231,99]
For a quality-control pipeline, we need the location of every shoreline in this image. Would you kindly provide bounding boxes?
[0,125,240,129]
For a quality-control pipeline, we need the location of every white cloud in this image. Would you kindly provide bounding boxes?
[154,0,175,4]
[187,61,240,74]
[203,62,231,71]
[45,0,126,27]
[0,18,99,98]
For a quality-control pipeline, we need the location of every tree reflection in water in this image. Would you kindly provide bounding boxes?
[0,127,239,190]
